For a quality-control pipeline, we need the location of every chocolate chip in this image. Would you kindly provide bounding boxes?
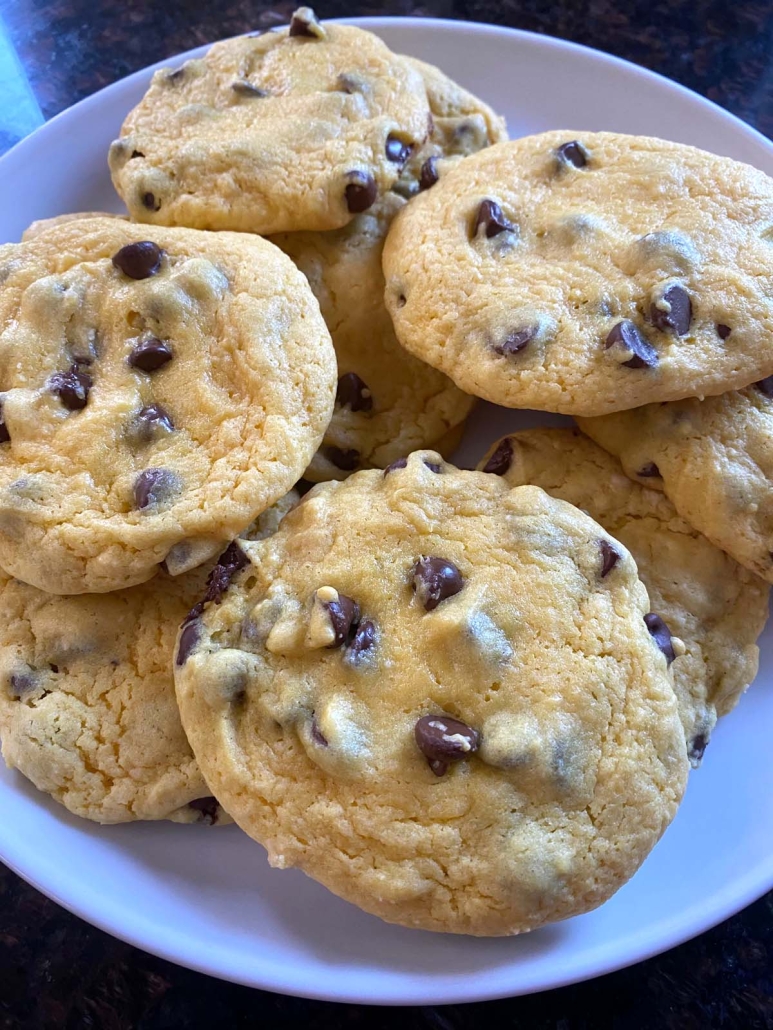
[205,541,249,604]
[754,376,773,398]
[345,172,377,213]
[637,462,661,478]
[0,400,10,444]
[232,80,269,97]
[188,796,220,825]
[386,135,411,165]
[311,718,328,746]
[423,460,442,473]
[556,140,588,168]
[112,241,164,280]
[130,149,145,159]
[472,199,514,239]
[326,446,359,471]
[348,619,375,660]
[383,457,407,476]
[482,438,512,475]
[9,670,36,696]
[176,607,202,666]
[599,539,620,577]
[411,556,464,611]
[494,326,536,357]
[324,593,360,647]
[414,715,479,776]
[128,337,173,372]
[142,192,161,212]
[134,467,180,509]
[716,323,732,340]
[644,612,676,665]
[688,733,708,763]
[336,372,372,412]
[649,284,692,336]
[133,403,174,442]
[49,664,59,674]
[49,365,92,411]
[605,320,658,369]
[419,156,439,191]
[289,7,325,37]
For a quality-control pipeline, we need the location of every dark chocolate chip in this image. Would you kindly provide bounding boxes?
[688,733,708,763]
[133,403,175,442]
[411,556,464,611]
[345,172,377,213]
[311,718,328,746]
[716,323,732,340]
[348,619,375,660]
[324,593,360,647]
[289,7,323,36]
[134,467,180,509]
[326,446,359,471]
[142,192,161,212]
[649,284,692,336]
[556,140,588,168]
[0,400,9,444]
[188,796,220,825]
[423,460,442,473]
[205,541,249,604]
[386,135,412,165]
[336,372,372,412]
[494,326,536,357]
[638,462,661,478]
[605,320,658,369]
[112,241,164,280]
[419,156,439,191]
[9,671,36,696]
[176,607,202,666]
[128,337,173,372]
[383,457,407,476]
[49,664,59,673]
[482,438,513,475]
[414,714,480,776]
[599,539,620,577]
[232,80,269,97]
[49,365,92,411]
[130,149,145,160]
[754,376,773,398]
[472,199,514,239]
[644,612,676,665]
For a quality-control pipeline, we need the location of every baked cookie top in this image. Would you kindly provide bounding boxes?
[383,131,773,416]
[109,10,431,234]
[174,452,687,936]
[270,194,475,481]
[0,216,334,594]
[478,427,769,765]
[579,381,773,583]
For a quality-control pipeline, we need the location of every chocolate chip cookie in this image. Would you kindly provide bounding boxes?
[270,194,475,480]
[478,428,769,765]
[383,131,773,416]
[109,10,431,234]
[0,216,334,594]
[174,453,687,935]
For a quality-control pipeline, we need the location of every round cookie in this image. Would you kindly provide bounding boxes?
[0,216,335,593]
[382,131,773,416]
[579,381,773,583]
[109,9,431,234]
[174,452,688,936]
[270,194,475,480]
[478,428,769,765]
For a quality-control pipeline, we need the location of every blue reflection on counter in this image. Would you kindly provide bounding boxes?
[0,15,44,155]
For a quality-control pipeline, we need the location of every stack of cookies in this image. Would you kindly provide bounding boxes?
[0,9,770,937]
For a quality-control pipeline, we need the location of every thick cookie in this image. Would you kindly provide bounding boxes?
[0,216,334,593]
[109,10,431,234]
[270,194,475,480]
[383,131,773,416]
[579,382,773,583]
[478,428,769,765]
[0,492,296,824]
[174,453,687,936]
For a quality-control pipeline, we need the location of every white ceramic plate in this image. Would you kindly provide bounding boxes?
[0,16,772,1007]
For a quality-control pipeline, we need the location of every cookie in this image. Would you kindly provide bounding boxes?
[382,131,773,416]
[0,216,334,594]
[579,382,773,584]
[109,10,431,234]
[478,428,769,765]
[174,452,687,936]
[270,194,475,480]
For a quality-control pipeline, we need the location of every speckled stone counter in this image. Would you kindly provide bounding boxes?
[0,1,772,1026]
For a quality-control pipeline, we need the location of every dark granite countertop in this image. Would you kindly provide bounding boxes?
[1,1,773,1027]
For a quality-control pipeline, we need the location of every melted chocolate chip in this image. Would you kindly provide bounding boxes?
[326,446,359,471]
[716,323,732,340]
[311,718,328,746]
[649,284,692,336]
[232,80,269,97]
[176,607,202,666]
[128,337,173,372]
[133,403,174,442]
[112,241,164,280]
[423,460,442,473]
[473,199,514,239]
[482,438,513,475]
[205,541,249,604]
[336,372,372,412]
[348,619,375,660]
[644,612,676,665]
[556,140,588,168]
[49,365,92,411]
[345,172,378,213]
[325,593,360,647]
[142,192,161,212]
[411,556,464,611]
[754,376,773,398]
[134,467,180,509]
[419,156,439,191]
[605,320,658,369]
[494,326,536,357]
[289,7,324,36]
[130,149,145,159]
[689,733,708,763]
[599,539,621,577]
[638,462,661,478]
[386,135,411,165]
[414,714,480,776]
[189,796,220,825]
[383,457,407,476]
